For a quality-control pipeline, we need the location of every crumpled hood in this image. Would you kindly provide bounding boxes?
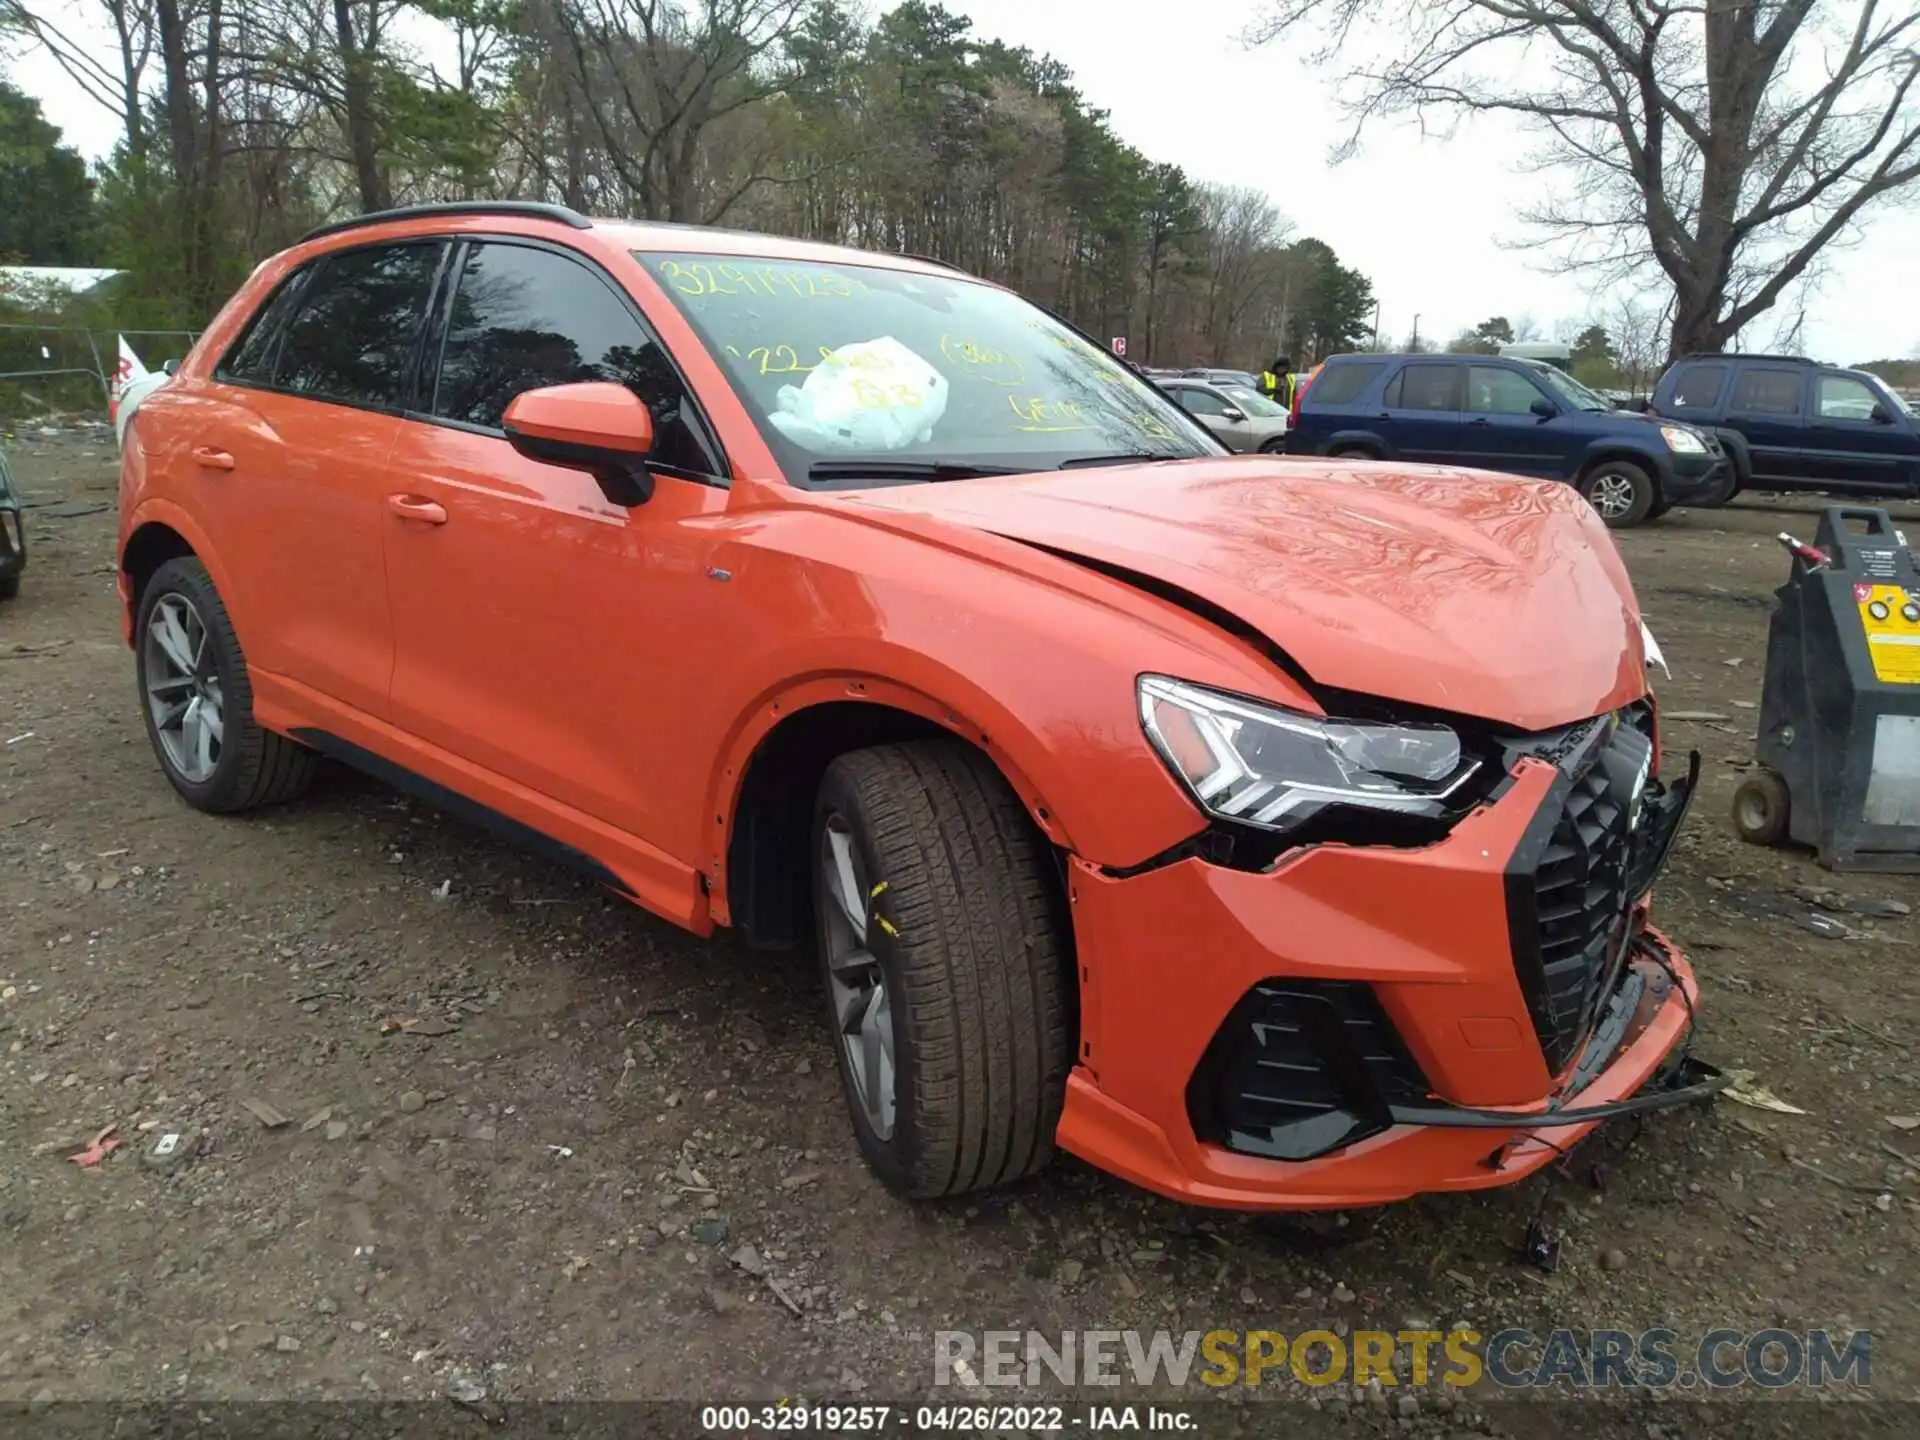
[841,457,1646,731]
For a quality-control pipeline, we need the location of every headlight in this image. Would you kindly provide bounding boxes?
[1138,676,1483,833]
[1660,425,1705,454]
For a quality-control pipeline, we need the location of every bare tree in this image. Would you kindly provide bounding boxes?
[3,0,154,161]
[536,0,812,223]
[1250,0,1920,358]
[1195,183,1296,364]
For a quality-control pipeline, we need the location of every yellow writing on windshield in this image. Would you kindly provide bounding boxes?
[1008,395,1092,433]
[656,259,869,300]
[939,334,1025,387]
[854,378,925,409]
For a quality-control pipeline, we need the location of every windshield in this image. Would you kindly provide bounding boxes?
[641,252,1220,484]
[1219,385,1285,417]
[1537,367,1613,412]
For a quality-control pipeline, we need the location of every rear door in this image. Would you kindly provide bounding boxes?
[1723,365,1810,485]
[186,239,445,719]
[1377,362,1463,463]
[1805,371,1915,493]
[1460,364,1560,476]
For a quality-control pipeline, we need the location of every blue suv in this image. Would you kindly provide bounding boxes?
[1648,354,1920,500]
[1286,353,1732,528]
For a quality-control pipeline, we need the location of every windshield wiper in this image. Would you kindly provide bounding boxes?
[807,459,1026,483]
[1055,452,1194,470]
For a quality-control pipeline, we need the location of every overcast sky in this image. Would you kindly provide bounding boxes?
[10,0,1919,362]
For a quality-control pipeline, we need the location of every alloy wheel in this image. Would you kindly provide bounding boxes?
[1588,470,1638,520]
[144,592,225,783]
[818,814,897,1140]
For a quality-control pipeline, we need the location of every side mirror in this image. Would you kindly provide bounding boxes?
[1871,403,1894,425]
[1529,397,1559,419]
[1220,407,1246,423]
[162,358,180,377]
[502,382,655,507]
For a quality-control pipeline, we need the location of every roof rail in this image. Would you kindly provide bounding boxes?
[298,201,592,245]
[1680,351,1815,365]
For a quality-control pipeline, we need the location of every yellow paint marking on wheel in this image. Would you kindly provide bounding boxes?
[869,881,888,899]
[876,916,900,938]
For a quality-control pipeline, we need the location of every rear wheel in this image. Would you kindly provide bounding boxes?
[1259,437,1288,453]
[0,572,18,602]
[1328,445,1379,462]
[812,740,1072,1199]
[136,556,317,812]
[1578,460,1656,527]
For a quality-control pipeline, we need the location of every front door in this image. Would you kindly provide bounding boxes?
[1806,372,1916,493]
[1167,384,1252,451]
[1460,364,1561,476]
[381,238,735,896]
[185,239,446,719]
[1378,362,1463,464]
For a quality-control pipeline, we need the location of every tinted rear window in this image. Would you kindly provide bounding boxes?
[1307,362,1382,406]
[1385,364,1462,411]
[220,267,313,385]
[1729,368,1804,416]
[275,242,444,409]
[1668,364,1726,412]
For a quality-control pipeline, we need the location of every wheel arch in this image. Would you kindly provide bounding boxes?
[709,677,1072,948]
[119,502,238,638]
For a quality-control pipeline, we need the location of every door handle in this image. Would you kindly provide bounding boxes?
[192,447,235,471]
[387,494,448,525]
[1469,417,1490,426]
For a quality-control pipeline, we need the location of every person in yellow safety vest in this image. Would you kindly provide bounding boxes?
[1259,356,1296,408]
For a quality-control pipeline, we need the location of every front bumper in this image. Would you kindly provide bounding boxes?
[1657,444,1729,505]
[1056,731,1708,1211]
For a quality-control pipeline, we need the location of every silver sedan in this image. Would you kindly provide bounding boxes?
[1160,380,1290,452]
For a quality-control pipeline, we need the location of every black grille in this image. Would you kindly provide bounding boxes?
[1186,979,1429,1161]
[1505,715,1652,1073]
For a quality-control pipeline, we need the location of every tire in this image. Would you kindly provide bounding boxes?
[1329,445,1379,462]
[1732,770,1791,847]
[1578,459,1655,528]
[135,556,317,812]
[0,571,18,601]
[1258,437,1288,454]
[1712,429,1752,499]
[812,739,1072,1200]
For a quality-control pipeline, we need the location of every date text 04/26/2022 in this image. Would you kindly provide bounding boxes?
[701,1404,1193,1431]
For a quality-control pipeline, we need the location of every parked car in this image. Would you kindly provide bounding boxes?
[119,201,1710,1210]
[1160,377,1289,451]
[1182,367,1262,388]
[1648,354,1920,499]
[0,444,23,601]
[116,365,173,452]
[1287,352,1733,527]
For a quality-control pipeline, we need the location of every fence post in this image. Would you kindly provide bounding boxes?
[83,330,111,407]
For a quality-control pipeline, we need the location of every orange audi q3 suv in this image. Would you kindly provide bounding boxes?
[118,202,1717,1209]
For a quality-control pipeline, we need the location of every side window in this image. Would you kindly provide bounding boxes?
[1176,387,1230,417]
[1728,367,1805,416]
[1306,362,1382,406]
[1815,374,1881,421]
[219,266,314,385]
[276,242,444,409]
[432,241,715,476]
[1395,364,1463,411]
[1668,364,1727,413]
[1468,366,1543,415]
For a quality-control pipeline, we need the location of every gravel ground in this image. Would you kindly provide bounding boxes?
[1,429,1916,1439]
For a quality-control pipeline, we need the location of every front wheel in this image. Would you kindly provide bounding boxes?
[812,740,1072,1199]
[1732,770,1791,846]
[1578,460,1656,527]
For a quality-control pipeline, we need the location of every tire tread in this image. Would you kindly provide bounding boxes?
[827,740,1071,1198]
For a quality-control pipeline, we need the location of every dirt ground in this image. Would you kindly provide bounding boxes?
[2,429,1917,1438]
